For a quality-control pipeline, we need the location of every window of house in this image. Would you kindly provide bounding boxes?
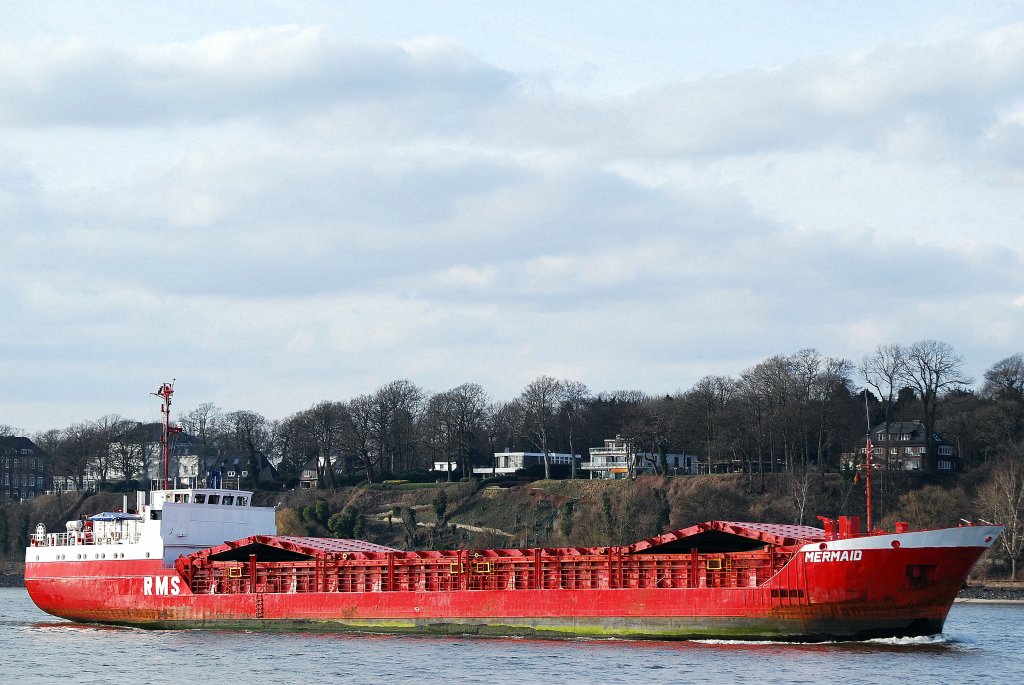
[938,460,952,470]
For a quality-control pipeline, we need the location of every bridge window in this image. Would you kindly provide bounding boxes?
[222,495,234,505]
[208,495,220,505]
[193,494,206,504]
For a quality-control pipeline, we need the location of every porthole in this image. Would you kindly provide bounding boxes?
[35,555,39,561]
[145,552,150,558]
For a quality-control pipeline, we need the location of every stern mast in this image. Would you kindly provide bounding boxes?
[153,381,181,490]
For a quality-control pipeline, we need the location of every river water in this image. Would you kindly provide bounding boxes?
[3,588,1021,684]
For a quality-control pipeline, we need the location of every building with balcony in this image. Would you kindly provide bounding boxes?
[582,436,699,479]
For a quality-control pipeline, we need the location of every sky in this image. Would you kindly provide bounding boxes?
[3,1,1024,432]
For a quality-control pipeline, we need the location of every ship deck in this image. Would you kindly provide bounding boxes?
[177,521,826,596]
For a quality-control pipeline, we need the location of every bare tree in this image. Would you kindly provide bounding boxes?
[685,375,739,475]
[179,402,225,478]
[446,383,490,478]
[371,380,424,475]
[272,413,317,485]
[740,356,796,473]
[420,392,458,480]
[862,343,905,470]
[91,414,137,488]
[33,428,62,491]
[225,410,271,487]
[980,456,1024,580]
[305,401,349,488]
[900,340,972,470]
[111,420,147,486]
[343,394,379,483]
[419,384,490,480]
[54,422,98,491]
[977,354,1024,454]
[484,401,525,476]
[560,380,591,479]
[982,353,1024,400]
[519,375,565,480]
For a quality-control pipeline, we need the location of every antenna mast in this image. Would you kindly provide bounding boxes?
[153,381,180,490]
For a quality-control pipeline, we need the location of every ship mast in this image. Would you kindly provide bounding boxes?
[153,381,180,490]
[864,391,873,533]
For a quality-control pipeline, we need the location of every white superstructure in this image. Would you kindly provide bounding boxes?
[28,487,277,565]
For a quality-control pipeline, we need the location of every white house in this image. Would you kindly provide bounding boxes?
[471,450,581,477]
[582,436,699,479]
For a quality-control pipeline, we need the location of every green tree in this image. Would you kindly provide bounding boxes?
[432,489,448,525]
[328,505,360,539]
[314,498,330,526]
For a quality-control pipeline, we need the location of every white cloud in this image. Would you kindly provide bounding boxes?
[3,14,1024,431]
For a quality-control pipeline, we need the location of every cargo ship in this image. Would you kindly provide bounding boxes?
[24,383,1003,641]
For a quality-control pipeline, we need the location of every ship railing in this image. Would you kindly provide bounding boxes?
[183,548,796,595]
[38,531,143,547]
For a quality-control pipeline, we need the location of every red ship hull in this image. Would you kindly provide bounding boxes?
[24,521,1001,641]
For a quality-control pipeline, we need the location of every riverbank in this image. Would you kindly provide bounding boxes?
[957,581,1024,602]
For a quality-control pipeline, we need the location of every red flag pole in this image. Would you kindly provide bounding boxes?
[864,391,873,533]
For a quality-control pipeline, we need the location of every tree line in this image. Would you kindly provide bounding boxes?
[6,340,1021,493]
